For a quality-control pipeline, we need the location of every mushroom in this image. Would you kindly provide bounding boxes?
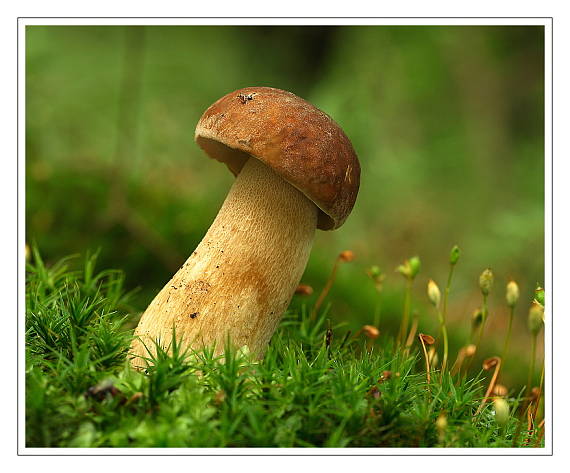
[130,87,360,367]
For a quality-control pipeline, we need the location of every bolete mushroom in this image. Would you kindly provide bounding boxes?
[130,86,360,368]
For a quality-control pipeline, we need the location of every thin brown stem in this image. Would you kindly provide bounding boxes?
[475,356,502,415]
[527,402,534,432]
[451,344,476,379]
[533,419,545,448]
[451,347,466,376]
[419,334,435,390]
[532,363,545,422]
[404,313,419,355]
[527,334,537,395]
[311,257,340,320]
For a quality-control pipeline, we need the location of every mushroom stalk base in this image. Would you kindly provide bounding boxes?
[130,158,318,368]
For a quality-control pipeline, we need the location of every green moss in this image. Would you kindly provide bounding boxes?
[25,249,543,448]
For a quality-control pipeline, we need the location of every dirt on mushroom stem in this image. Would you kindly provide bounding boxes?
[130,157,318,368]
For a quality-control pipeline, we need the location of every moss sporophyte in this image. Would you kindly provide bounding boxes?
[396,256,421,346]
[502,280,520,365]
[26,247,545,447]
[311,250,356,321]
[427,279,449,378]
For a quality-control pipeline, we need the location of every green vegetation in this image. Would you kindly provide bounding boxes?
[25,25,545,448]
[25,248,544,448]
[26,27,544,380]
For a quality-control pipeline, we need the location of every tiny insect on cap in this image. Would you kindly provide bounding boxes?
[195,87,361,230]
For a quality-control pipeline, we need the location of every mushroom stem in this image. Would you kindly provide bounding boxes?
[130,157,318,367]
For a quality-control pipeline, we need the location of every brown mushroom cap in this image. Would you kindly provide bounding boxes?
[194,86,360,230]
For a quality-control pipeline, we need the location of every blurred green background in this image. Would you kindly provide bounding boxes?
[26,25,544,386]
